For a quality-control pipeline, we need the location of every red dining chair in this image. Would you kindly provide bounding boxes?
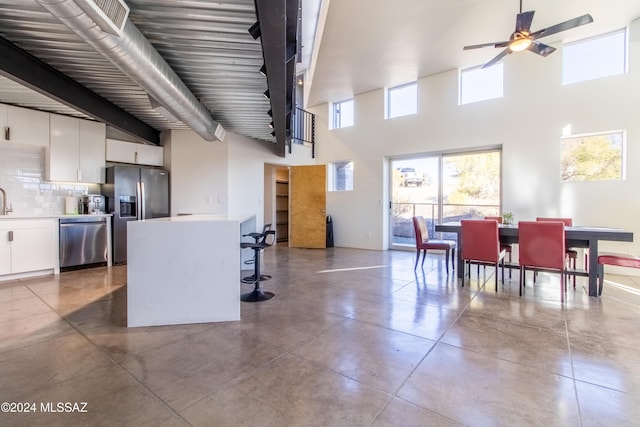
[484,216,513,278]
[519,221,567,302]
[536,217,582,288]
[461,219,506,291]
[597,253,640,295]
[412,216,456,273]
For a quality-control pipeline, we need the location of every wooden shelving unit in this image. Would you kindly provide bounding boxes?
[275,180,289,242]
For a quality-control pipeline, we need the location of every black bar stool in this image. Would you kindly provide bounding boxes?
[240,230,276,302]
[241,223,272,283]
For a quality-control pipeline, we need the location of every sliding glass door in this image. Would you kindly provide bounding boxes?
[390,149,501,247]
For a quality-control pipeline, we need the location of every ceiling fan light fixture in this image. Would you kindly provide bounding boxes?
[509,35,532,52]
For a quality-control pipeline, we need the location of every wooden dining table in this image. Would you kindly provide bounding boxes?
[434,222,634,297]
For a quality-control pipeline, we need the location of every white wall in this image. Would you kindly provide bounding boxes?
[165,129,316,230]
[310,21,640,255]
[226,133,317,229]
[163,130,229,216]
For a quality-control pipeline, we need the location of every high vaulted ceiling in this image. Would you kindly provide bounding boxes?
[307,0,640,107]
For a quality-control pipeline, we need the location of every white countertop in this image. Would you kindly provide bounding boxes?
[0,213,113,220]
[139,214,255,223]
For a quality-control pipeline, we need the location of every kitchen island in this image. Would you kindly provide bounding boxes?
[127,214,256,327]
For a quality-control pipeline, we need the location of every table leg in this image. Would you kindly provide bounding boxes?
[587,239,599,297]
[456,232,463,279]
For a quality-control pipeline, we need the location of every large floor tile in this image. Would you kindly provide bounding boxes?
[576,380,640,427]
[372,397,464,427]
[397,343,581,426]
[0,333,114,402]
[0,310,75,354]
[0,281,33,303]
[0,364,187,427]
[115,324,285,411]
[440,311,573,377]
[293,318,436,393]
[351,298,460,341]
[182,353,390,427]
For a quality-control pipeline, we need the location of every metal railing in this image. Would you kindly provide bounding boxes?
[291,107,316,158]
[392,201,501,243]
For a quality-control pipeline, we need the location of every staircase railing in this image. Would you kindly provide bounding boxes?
[291,107,316,158]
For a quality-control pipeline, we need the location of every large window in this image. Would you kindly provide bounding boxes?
[562,29,627,85]
[459,63,504,105]
[390,150,501,245]
[332,99,354,129]
[386,82,417,119]
[561,131,625,182]
[328,161,354,191]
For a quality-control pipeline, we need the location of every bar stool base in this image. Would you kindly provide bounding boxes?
[241,289,275,302]
[241,274,271,283]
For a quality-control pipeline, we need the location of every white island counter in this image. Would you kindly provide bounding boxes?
[127,214,256,327]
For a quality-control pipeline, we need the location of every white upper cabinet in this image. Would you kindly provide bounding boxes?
[0,104,6,143]
[48,114,106,183]
[106,138,163,166]
[49,114,80,182]
[1,104,49,146]
[79,120,106,183]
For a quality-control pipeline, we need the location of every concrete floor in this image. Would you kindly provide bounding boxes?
[1,246,639,426]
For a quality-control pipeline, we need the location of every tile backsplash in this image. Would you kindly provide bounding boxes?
[0,143,100,216]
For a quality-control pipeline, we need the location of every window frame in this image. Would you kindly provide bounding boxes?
[560,130,626,182]
[327,160,354,192]
[331,98,354,129]
[459,62,504,105]
[385,82,417,119]
[562,27,628,86]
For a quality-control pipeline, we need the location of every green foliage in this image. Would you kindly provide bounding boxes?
[561,134,622,182]
[446,152,500,203]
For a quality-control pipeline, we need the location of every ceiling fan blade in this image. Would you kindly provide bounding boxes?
[516,10,535,33]
[527,41,557,57]
[463,41,509,50]
[482,48,510,69]
[531,14,594,39]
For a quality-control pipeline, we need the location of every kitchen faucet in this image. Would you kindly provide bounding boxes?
[0,187,12,215]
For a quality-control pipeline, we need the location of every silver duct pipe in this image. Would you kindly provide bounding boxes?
[36,0,221,142]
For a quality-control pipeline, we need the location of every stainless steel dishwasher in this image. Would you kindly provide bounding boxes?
[59,216,108,269]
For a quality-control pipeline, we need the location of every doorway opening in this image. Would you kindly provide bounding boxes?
[264,164,289,244]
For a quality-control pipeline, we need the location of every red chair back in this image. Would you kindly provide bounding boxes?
[412,216,429,248]
[484,216,503,223]
[461,220,500,263]
[536,217,572,226]
[519,221,566,269]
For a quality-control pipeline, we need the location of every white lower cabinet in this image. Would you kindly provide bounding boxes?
[0,219,58,276]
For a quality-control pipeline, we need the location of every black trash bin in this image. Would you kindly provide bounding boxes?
[326,215,334,248]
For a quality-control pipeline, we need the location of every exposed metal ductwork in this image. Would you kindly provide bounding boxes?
[36,0,223,142]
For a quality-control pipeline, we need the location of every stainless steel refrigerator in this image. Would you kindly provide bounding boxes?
[104,165,170,264]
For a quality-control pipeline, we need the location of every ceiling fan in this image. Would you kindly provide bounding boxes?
[464,0,593,68]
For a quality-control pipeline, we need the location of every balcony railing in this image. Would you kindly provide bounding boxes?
[291,107,315,158]
[392,201,501,244]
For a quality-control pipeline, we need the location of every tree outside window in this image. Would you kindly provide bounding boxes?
[561,132,624,182]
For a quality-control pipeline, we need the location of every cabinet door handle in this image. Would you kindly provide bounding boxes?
[134,151,138,163]
[8,231,13,242]
[4,126,9,141]
[77,169,82,182]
